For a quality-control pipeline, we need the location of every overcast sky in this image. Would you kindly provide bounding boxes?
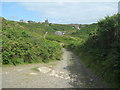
[1,1,118,24]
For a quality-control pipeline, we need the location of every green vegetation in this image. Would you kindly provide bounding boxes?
[1,14,119,88]
[31,67,39,71]
[67,14,119,88]
[2,18,71,65]
[1,17,79,66]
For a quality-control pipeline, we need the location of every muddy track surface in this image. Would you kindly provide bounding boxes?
[1,48,108,88]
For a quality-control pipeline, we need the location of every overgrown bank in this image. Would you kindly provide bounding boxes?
[2,18,72,65]
[1,17,79,65]
[67,14,119,88]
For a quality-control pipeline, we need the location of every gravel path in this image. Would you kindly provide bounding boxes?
[1,48,108,88]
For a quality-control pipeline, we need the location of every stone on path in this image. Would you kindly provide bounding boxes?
[37,67,52,73]
[49,70,71,80]
[29,73,37,75]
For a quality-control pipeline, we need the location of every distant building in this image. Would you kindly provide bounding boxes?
[45,19,49,23]
[55,31,65,36]
[20,19,25,23]
[73,25,80,30]
[68,24,81,30]
[28,20,35,23]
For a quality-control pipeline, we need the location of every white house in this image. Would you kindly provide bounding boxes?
[55,31,65,36]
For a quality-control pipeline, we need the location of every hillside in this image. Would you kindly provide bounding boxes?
[1,18,78,65]
[1,14,119,88]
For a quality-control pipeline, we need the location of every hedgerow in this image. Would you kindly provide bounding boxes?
[67,14,119,88]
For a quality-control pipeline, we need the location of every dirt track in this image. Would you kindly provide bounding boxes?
[2,48,107,88]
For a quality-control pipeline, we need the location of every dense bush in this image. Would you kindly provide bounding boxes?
[2,18,62,65]
[68,14,120,88]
